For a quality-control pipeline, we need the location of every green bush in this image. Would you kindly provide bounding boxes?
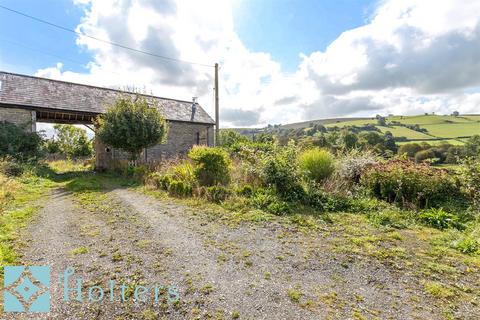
[205,185,232,203]
[419,208,462,230]
[306,188,354,212]
[262,143,305,201]
[249,189,292,215]
[459,158,480,210]
[414,149,437,163]
[455,237,479,254]
[298,148,334,182]
[148,173,172,190]
[168,180,192,197]
[188,146,231,186]
[361,160,462,209]
[398,143,423,158]
[0,121,43,161]
[236,184,254,197]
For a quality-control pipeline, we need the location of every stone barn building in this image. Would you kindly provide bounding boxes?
[0,71,215,169]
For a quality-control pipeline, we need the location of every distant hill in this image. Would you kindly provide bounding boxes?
[225,114,480,145]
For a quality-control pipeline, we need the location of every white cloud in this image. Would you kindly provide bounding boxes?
[35,0,480,127]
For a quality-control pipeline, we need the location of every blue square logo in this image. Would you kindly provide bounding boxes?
[3,266,50,312]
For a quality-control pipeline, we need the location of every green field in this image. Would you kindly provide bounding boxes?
[397,139,465,146]
[277,114,480,145]
[388,115,474,125]
[376,125,433,140]
[324,118,377,128]
[422,123,480,138]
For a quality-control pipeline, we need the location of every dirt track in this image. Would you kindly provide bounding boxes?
[6,185,479,319]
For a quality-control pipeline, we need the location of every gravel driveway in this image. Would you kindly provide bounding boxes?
[4,185,478,319]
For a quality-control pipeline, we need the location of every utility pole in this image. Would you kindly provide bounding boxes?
[214,63,220,146]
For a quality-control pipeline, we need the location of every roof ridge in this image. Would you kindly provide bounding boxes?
[0,70,195,105]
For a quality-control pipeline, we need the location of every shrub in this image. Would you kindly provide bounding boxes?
[455,237,479,254]
[147,173,172,190]
[205,185,232,203]
[419,208,463,230]
[249,189,293,215]
[306,188,354,212]
[168,180,192,197]
[398,143,423,158]
[188,146,231,186]
[298,148,334,182]
[459,158,480,210]
[414,149,437,163]
[0,121,43,161]
[131,165,149,182]
[236,184,254,197]
[336,150,377,184]
[218,130,249,151]
[261,143,305,201]
[361,160,462,209]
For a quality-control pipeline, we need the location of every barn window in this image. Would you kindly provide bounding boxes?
[196,132,200,145]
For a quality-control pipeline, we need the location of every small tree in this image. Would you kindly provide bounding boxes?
[95,96,168,161]
[53,124,93,158]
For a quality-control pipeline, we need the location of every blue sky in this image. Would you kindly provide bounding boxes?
[233,0,376,72]
[0,0,376,75]
[0,0,479,127]
[0,0,90,74]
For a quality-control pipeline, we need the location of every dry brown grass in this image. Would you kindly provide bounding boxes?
[0,174,20,210]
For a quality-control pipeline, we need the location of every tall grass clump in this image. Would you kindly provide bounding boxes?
[298,148,334,183]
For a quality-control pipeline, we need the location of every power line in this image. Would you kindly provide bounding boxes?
[0,4,214,68]
[0,35,91,69]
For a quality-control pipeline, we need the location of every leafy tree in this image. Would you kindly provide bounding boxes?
[415,149,437,163]
[398,143,422,158]
[383,132,397,153]
[219,130,249,149]
[0,121,43,160]
[358,132,384,148]
[340,131,358,149]
[53,124,93,158]
[95,96,168,161]
[465,135,480,157]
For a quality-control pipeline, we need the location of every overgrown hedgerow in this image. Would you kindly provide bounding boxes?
[361,160,464,209]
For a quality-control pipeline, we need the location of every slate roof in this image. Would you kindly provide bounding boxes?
[0,71,215,124]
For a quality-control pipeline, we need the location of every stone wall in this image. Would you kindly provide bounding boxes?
[95,121,214,170]
[0,107,36,132]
